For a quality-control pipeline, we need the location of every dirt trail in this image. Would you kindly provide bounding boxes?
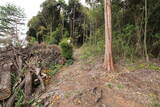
[37,50,160,107]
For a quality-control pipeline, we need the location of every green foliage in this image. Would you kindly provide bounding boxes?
[127,63,160,72]
[112,24,137,61]
[150,33,160,57]
[80,27,105,60]
[15,90,25,107]
[80,40,104,60]
[65,59,74,66]
[149,94,160,107]
[155,103,160,107]
[29,37,37,44]
[47,64,63,76]
[0,3,25,44]
[117,84,125,89]
[107,83,113,89]
[31,99,44,107]
[25,0,160,59]
[48,25,63,44]
[60,38,73,59]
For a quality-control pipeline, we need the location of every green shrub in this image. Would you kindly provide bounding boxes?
[48,64,63,76]
[50,26,63,44]
[60,38,73,59]
[80,37,104,60]
[112,24,137,61]
[80,27,105,61]
[44,25,70,45]
[65,59,74,66]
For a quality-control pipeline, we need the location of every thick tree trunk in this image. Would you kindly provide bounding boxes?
[0,64,11,100]
[104,0,114,71]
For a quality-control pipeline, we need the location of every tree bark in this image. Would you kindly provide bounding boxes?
[144,0,149,62]
[0,64,11,100]
[5,79,25,107]
[35,68,45,91]
[104,0,114,71]
[24,71,32,100]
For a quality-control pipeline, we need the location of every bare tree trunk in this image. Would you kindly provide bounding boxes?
[70,19,72,37]
[73,5,75,38]
[104,0,114,71]
[144,0,149,62]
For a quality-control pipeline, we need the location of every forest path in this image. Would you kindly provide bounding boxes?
[37,49,160,107]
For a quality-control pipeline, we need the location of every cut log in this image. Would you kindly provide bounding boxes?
[24,71,32,100]
[35,68,45,91]
[5,79,25,107]
[24,71,32,107]
[0,64,11,100]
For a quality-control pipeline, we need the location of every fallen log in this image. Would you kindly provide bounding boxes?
[24,71,32,100]
[0,64,11,100]
[35,68,45,91]
[5,79,25,107]
[0,43,64,106]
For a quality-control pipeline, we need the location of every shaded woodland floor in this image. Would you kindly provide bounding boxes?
[35,50,160,107]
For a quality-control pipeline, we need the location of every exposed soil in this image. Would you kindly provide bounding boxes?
[36,50,160,107]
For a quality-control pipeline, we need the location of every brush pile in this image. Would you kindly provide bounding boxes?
[0,43,65,107]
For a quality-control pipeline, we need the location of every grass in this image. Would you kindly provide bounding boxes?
[46,64,63,76]
[105,83,113,89]
[149,93,160,107]
[117,84,125,89]
[15,89,24,107]
[127,62,160,72]
[80,40,104,61]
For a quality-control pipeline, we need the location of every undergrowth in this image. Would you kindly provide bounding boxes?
[80,40,104,61]
[149,94,160,107]
[127,63,160,72]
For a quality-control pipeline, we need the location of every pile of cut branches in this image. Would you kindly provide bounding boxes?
[0,43,65,107]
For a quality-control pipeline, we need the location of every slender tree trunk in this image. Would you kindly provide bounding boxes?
[83,19,85,43]
[73,5,75,38]
[15,20,18,41]
[144,0,149,62]
[104,0,114,71]
[70,19,72,37]
[50,22,53,34]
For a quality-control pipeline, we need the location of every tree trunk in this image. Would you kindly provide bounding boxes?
[0,64,11,100]
[104,0,114,71]
[73,5,75,38]
[144,0,149,62]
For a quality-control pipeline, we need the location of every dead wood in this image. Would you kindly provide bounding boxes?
[35,68,45,91]
[24,71,32,100]
[0,43,64,106]
[5,79,25,107]
[0,64,11,100]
